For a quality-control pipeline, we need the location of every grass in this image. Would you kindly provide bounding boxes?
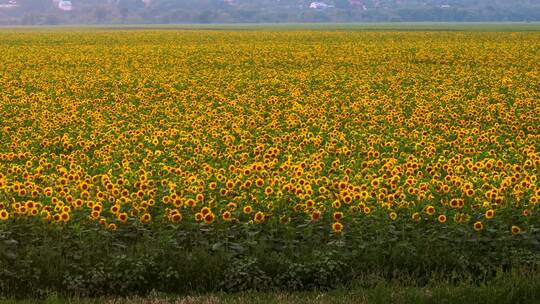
[2,270,539,304]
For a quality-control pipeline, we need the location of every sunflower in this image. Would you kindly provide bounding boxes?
[425,205,435,216]
[107,223,117,231]
[185,198,196,207]
[0,210,9,220]
[222,211,232,221]
[41,210,51,221]
[139,213,151,224]
[511,225,521,235]
[254,211,265,223]
[204,213,215,225]
[60,212,70,222]
[264,186,273,196]
[243,205,253,214]
[485,209,494,219]
[473,221,484,231]
[333,211,344,221]
[170,212,182,223]
[331,222,344,233]
[437,214,447,223]
[110,204,120,214]
[389,212,397,221]
[91,210,100,219]
[118,212,128,223]
[255,178,264,187]
[311,210,321,221]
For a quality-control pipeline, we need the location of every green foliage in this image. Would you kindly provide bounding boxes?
[1,219,539,298]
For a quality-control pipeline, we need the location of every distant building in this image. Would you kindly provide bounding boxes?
[0,0,18,8]
[309,2,334,9]
[58,0,72,11]
[440,4,451,8]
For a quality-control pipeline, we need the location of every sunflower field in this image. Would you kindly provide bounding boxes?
[0,29,539,297]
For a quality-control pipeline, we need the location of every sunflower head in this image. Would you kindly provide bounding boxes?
[473,221,484,232]
[332,222,344,233]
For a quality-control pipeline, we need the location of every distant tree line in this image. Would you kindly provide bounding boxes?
[0,0,539,25]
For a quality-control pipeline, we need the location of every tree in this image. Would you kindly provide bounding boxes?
[2,0,540,24]
[94,7,109,22]
[45,14,60,25]
[197,10,214,23]
[118,0,144,19]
